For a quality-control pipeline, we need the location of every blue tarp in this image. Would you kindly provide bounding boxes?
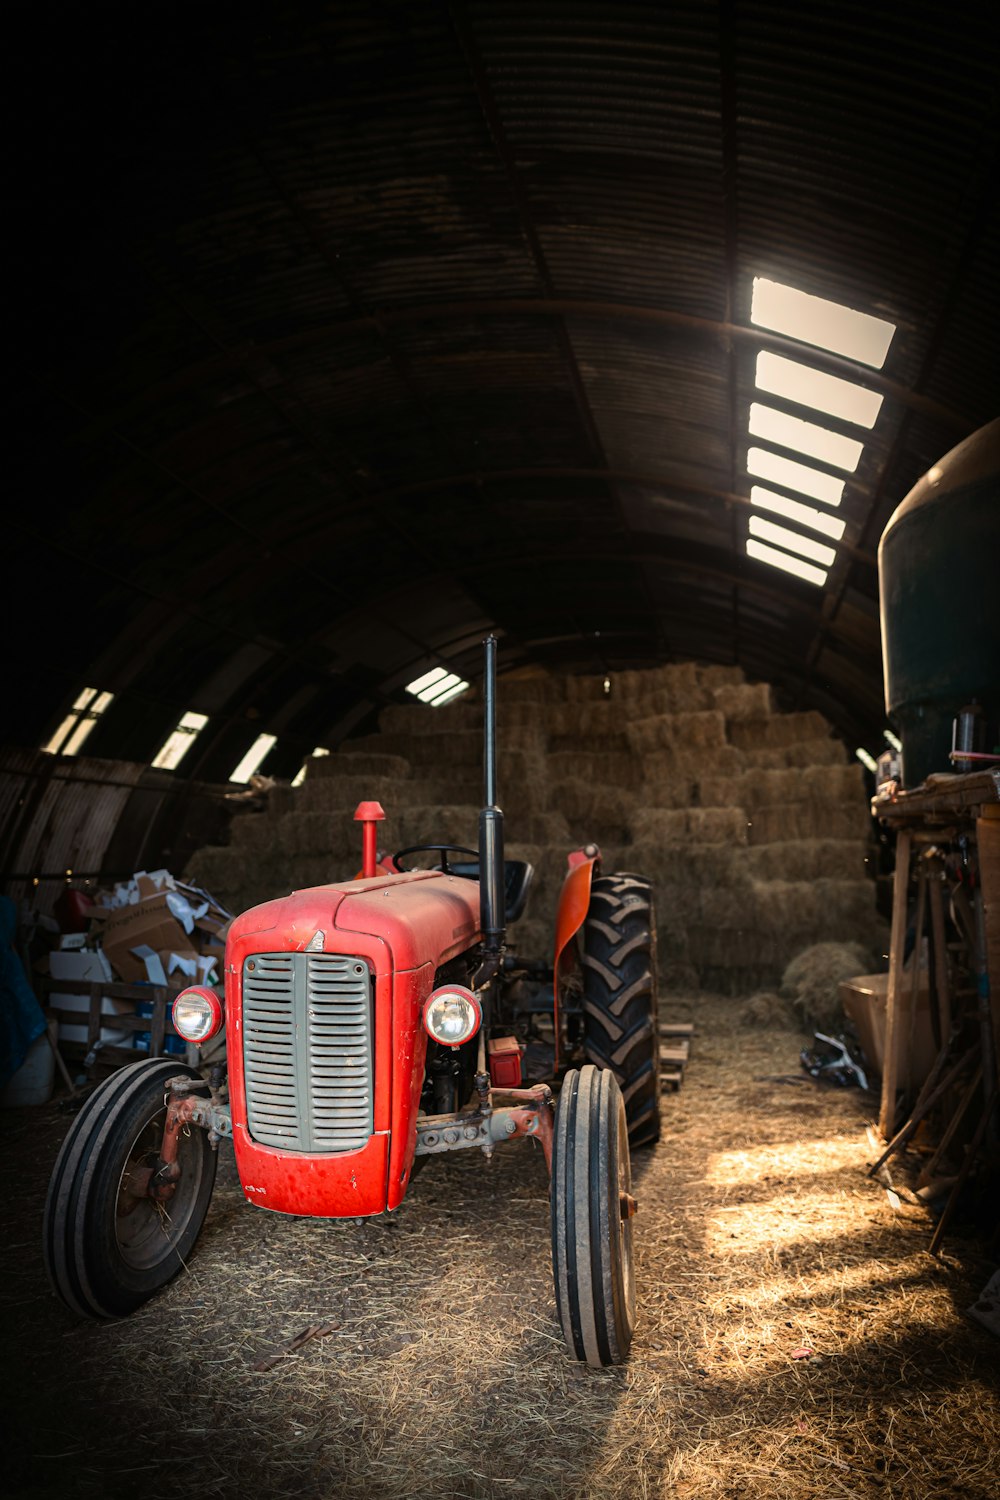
[0,896,46,1088]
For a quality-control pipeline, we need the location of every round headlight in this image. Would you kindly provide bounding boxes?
[171,986,224,1044]
[423,986,482,1048]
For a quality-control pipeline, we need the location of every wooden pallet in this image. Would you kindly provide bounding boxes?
[658,1021,694,1091]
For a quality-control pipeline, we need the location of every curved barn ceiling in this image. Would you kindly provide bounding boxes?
[9,1,999,782]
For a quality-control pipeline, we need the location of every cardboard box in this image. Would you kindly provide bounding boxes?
[49,947,115,984]
[839,971,938,1089]
[100,894,192,983]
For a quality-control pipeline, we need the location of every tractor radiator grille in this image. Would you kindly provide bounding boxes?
[242,952,374,1153]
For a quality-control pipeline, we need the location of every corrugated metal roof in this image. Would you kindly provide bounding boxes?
[6,0,998,789]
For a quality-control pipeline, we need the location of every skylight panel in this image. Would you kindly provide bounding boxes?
[291,747,330,788]
[750,486,846,541]
[426,677,469,706]
[151,710,209,771]
[749,404,864,472]
[751,278,896,368]
[755,352,883,428]
[855,748,878,773]
[748,515,837,567]
[747,447,845,507]
[230,733,278,784]
[406,667,449,697]
[746,538,827,587]
[405,666,470,706]
[43,687,115,755]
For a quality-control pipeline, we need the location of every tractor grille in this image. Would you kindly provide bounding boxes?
[242,952,374,1153]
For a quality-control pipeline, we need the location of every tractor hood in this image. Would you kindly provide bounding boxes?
[227,869,481,971]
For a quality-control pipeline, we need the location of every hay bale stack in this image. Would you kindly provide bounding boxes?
[697,664,745,688]
[711,682,775,721]
[184,658,883,996]
[626,710,727,755]
[378,702,485,736]
[746,804,871,844]
[728,710,832,751]
[740,738,848,769]
[288,776,411,815]
[631,807,749,847]
[548,750,640,786]
[740,840,865,882]
[307,751,412,780]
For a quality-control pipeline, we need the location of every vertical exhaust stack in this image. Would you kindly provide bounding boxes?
[478,635,506,962]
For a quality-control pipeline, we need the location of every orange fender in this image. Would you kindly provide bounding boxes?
[552,845,601,1068]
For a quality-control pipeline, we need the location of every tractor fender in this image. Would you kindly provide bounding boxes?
[552,845,601,1068]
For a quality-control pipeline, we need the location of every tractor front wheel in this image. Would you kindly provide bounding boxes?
[551,1065,636,1366]
[43,1057,217,1318]
[581,873,661,1146]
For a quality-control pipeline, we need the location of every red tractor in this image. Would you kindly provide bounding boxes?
[43,640,660,1366]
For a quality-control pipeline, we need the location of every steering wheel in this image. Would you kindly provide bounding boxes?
[390,844,480,878]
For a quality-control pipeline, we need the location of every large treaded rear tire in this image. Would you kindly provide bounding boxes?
[43,1058,216,1318]
[581,872,661,1147]
[551,1065,636,1366]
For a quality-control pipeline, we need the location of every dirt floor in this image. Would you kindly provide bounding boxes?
[3,996,998,1500]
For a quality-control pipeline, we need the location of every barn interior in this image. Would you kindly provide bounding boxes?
[3,3,999,1497]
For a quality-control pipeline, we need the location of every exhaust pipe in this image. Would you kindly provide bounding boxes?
[478,635,506,966]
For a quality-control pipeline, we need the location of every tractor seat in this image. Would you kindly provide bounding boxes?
[450,859,535,924]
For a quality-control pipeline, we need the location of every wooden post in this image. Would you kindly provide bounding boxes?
[977,811,1000,1075]
[879,827,913,1139]
[927,862,952,1044]
[150,987,168,1056]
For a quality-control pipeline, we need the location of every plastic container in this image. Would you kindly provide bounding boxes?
[1,1019,56,1107]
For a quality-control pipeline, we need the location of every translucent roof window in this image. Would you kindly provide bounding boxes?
[748,515,836,568]
[230,733,278,784]
[747,447,845,507]
[855,748,878,773]
[291,747,330,788]
[42,688,115,756]
[750,486,846,541]
[755,352,883,428]
[746,538,827,587]
[151,711,209,771]
[749,404,864,472]
[751,278,896,368]
[405,667,470,706]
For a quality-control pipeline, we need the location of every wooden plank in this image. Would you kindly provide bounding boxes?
[659,1042,690,1066]
[874,768,1000,824]
[658,1022,695,1037]
[879,827,913,1138]
[660,1069,683,1091]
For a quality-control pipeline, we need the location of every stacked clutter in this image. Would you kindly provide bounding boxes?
[47,870,231,1056]
[186,663,885,995]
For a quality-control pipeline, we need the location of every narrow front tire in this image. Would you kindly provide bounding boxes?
[43,1058,216,1318]
[551,1064,636,1366]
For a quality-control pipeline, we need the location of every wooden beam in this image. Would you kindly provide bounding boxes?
[879,827,913,1138]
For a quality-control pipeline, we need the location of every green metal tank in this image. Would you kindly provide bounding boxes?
[878,417,1000,788]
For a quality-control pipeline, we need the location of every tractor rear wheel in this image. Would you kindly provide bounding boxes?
[43,1057,217,1318]
[551,1065,636,1366]
[581,873,661,1146]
